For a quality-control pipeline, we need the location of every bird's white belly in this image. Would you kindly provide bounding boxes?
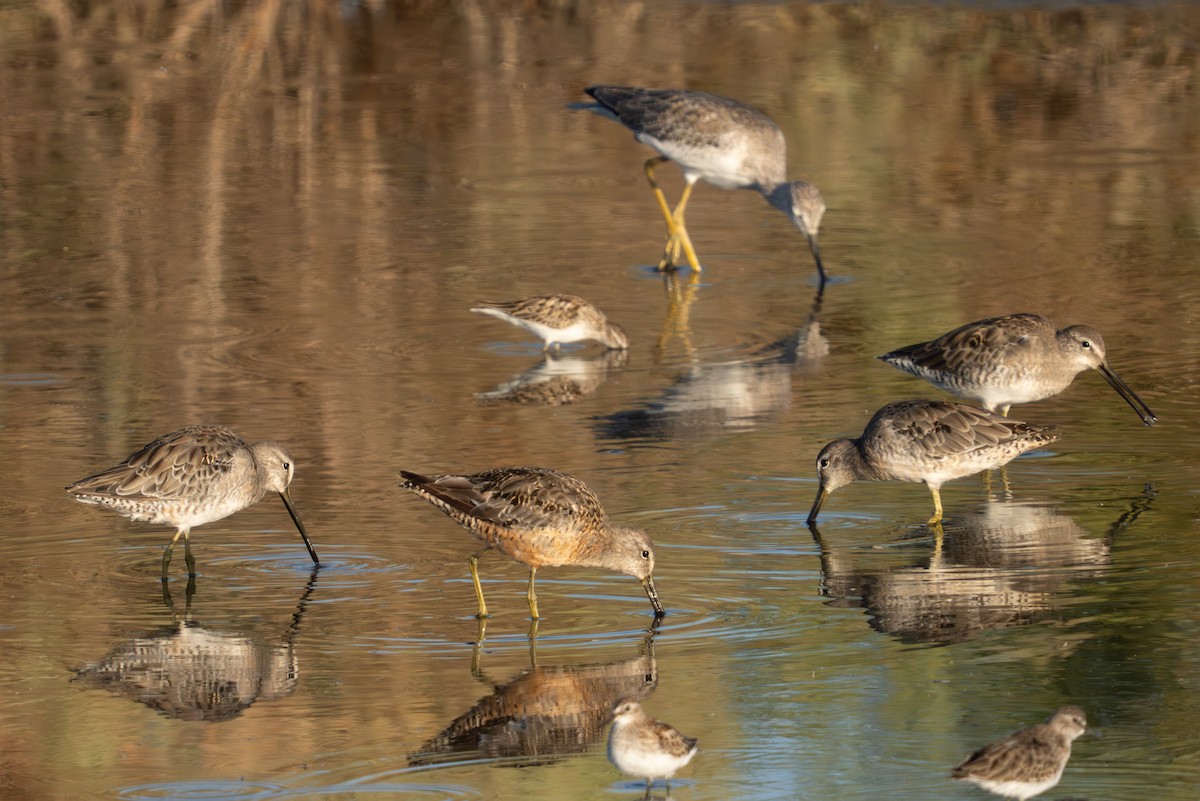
[968,773,1060,800]
[638,134,754,189]
[608,741,695,779]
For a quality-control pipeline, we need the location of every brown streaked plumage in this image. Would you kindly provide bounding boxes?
[66,425,318,578]
[398,467,663,619]
[807,400,1060,525]
[952,706,1089,800]
[576,85,826,280]
[607,699,698,790]
[878,313,1156,426]
[471,294,628,351]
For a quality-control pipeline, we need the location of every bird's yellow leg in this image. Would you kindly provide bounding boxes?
[927,486,944,525]
[162,528,187,578]
[643,157,683,269]
[670,181,703,272]
[469,546,493,619]
[526,566,540,620]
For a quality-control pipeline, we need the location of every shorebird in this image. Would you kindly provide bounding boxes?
[66,425,318,578]
[398,466,663,619]
[471,294,628,351]
[807,400,1060,525]
[608,699,698,792]
[576,84,826,281]
[952,706,1090,800]
[878,313,1156,426]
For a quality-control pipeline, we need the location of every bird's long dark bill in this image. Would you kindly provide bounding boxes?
[643,576,665,617]
[806,233,827,285]
[806,486,829,525]
[1098,363,1157,427]
[279,490,320,564]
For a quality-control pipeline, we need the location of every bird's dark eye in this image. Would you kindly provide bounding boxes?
[641,550,650,559]
[1080,340,1092,349]
[818,458,830,469]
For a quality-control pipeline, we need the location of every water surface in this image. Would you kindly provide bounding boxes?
[2,2,1199,799]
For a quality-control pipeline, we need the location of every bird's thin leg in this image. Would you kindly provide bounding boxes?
[183,530,196,577]
[927,486,945,525]
[162,528,186,579]
[469,546,493,619]
[643,157,683,269]
[669,180,703,272]
[526,566,540,620]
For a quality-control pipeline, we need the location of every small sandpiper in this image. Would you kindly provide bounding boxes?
[952,706,1090,800]
[471,294,628,351]
[608,699,698,792]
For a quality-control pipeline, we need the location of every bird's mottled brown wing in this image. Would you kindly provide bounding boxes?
[873,401,1057,459]
[67,426,244,501]
[649,719,698,758]
[882,314,1050,375]
[401,467,604,531]
[585,86,776,150]
[953,727,1060,782]
[474,295,590,328]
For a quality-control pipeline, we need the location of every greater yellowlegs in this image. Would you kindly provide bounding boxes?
[577,84,826,281]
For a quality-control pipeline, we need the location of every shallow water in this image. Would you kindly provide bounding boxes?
[2,1,1200,799]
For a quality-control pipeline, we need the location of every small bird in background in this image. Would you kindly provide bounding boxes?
[952,706,1091,800]
[471,294,628,351]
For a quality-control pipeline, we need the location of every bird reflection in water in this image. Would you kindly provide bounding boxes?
[408,621,660,769]
[73,568,319,721]
[807,488,1153,646]
[601,281,827,441]
[475,348,628,406]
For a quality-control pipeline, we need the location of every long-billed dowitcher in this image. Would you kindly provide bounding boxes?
[66,425,319,578]
[471,294,628,351]
[398,466,663,619]
[806,400,1060,525]
[608,699,698,792]
[576,85,826,281]
[952,706,1089,800]
[878,313,1156,426]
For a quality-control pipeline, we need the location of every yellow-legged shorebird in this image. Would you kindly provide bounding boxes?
[575,85,826,281]
[878,313,1156,426]
[807,400,1060,526]
[608,699,698,792]
[952,706,1090,801]
[398,467,663,619]
[66,425,318,578]
[471,294,628,351]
